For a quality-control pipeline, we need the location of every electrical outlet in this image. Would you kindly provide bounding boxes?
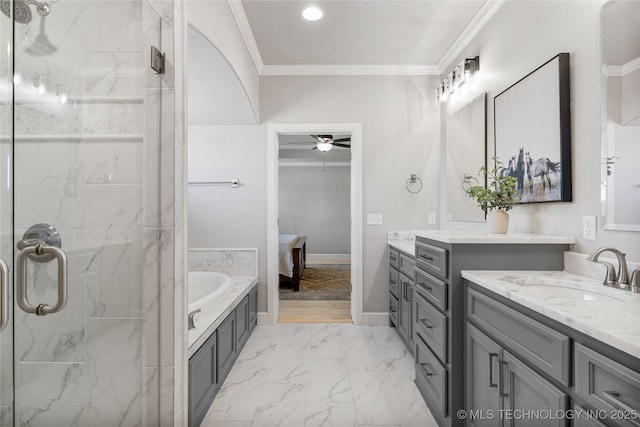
[428,213,437,225]
[583,216,597,240]
[367,213,383,225]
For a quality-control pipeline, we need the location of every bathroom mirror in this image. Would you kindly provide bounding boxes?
[445,93,487,222]
[600,0,640,231]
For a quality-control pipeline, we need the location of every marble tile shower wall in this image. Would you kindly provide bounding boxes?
[6,1,180,425]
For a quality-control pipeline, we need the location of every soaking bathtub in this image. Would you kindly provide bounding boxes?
[187,271,258,357]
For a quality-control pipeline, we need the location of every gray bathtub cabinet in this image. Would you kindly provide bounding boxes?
[188,284,258,427]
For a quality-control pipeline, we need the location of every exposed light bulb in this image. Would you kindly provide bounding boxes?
[302,6,323,21]
[13,73,22,85]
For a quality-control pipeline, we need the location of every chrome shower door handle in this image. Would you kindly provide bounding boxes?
[16,244,68,316]
[0,258,8,331]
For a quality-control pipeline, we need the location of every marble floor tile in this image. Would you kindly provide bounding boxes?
[203,324,437,427]
[307,358,353,403]
[251,382,308,427]
[305,402,358,427]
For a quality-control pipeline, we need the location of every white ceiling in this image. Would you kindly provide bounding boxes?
[238,0,500,74]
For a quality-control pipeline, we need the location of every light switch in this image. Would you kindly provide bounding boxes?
[367,213,383,225]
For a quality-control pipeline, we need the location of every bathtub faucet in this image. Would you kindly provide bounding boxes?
[188,309,201,330]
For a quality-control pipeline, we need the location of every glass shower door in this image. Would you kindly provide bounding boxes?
[1,0,170,424]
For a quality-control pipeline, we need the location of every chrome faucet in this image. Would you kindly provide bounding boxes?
[587,248,632,289]
[188,309,201,330]
[631,270,640,294]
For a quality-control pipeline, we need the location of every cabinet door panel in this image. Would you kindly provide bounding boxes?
[236,295,250,350]
[502,350,568,426]
[217,312,237,383]
[466,325,502,427]
[398,272,412,343]
[189,331,218,427]
[249,285,258,331]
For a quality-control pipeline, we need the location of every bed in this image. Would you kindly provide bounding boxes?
[279,234,307,292]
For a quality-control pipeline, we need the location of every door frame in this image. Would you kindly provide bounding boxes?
[267,123,363,325]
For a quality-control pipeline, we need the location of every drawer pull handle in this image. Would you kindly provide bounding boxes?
[418,282,433,291]
[419,363,434,376]
[390,255,397,260]
[420,254,434,261]
[603,390,637,414]
[488,353,498,388]
[419,319,433,329]
[499,360,509,398]
[390,279,396,284]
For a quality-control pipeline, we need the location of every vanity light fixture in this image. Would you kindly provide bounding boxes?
[316,142,332,152]
[302,6,323,21]
[435,55,480,105]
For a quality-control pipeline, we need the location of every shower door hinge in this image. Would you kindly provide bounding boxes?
[150,46,165,74]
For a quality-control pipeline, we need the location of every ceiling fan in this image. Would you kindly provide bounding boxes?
[282,134,351,152]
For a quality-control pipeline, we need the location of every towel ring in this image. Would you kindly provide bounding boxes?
[461,174,480,192]
[406,174,423,194]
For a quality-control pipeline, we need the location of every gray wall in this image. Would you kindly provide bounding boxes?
[262,75,441,313]
[439,0,640,260]
[187,125,268,310]
[279,166,351,256]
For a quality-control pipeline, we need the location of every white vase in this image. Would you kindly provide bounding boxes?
[486,209,509,234]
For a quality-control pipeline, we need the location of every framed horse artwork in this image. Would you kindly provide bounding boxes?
[494,53,572,203]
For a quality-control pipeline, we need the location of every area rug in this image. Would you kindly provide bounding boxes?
[280,265,351,300]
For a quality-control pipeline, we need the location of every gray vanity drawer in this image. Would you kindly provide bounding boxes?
[389,293,399,326]
[416,242,448,280]
[399,252,415,278]
[415,268,447,311]
[414,291,447,363]
[575,343,640,427]
[389,267,399,298]
[573,405,607,427]
[415,333,448,418]
[390,249,399,270]
[467,288,570,386]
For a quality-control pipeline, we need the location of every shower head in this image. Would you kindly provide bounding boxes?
[1,0,32,24]
[0,0,51,24]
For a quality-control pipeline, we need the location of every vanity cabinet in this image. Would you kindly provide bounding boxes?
[466,280,640,427]
[413,236,568,427]
[188,284,258,427]
[389,247,415,354]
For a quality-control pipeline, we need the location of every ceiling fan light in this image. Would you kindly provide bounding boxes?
[302,6,323,21]
[317,142,332,152]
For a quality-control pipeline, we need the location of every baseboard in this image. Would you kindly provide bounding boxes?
[257,312,271,325]
[307,254,351,265]
[361,312,390,326]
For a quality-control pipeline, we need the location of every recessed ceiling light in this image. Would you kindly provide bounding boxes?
[302,6,323,21]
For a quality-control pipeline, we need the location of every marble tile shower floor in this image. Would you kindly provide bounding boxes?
[201,323,438,427]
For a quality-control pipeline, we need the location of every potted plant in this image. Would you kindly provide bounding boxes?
[465,158,519,233]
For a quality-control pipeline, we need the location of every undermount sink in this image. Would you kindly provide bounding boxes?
[513,277,631,303]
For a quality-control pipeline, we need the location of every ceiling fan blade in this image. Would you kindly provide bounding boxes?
[280,141,316,145]
[333,137,351,142]
[331,142,351,148]
[311,146,318,150]
[310,135,322,142]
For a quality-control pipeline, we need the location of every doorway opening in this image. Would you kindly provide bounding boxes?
[277,134,352,322]
[267,124,363,325]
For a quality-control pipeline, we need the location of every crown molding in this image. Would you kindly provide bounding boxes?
[226,0,264,74]
[436,0,506,74]
[261,64,439,76]
[227,0,504,77]
[605,57,640,77]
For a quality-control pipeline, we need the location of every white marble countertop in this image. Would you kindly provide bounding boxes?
[388,240,415,256]
[413,230,576,244]
[387,231,416,256]
[188,276,258,358]
[462,270,640,359]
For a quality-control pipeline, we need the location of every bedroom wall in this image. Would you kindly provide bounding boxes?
[279,165,351,257]
[261,75,441,314]
[187,125,268,307]
[439,0,640,260]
